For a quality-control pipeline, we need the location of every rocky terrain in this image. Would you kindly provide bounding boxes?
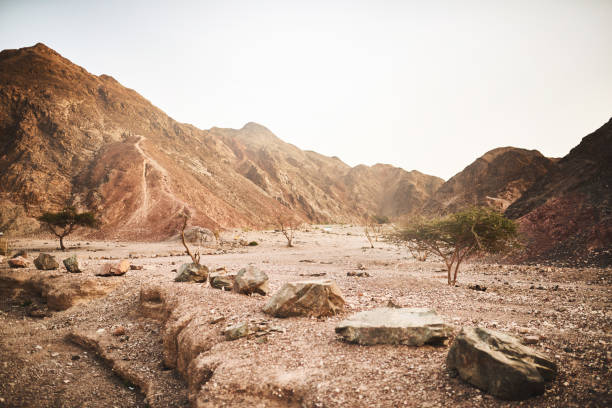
[423,147,557,215]
[0,228,610,407]
[505,119,612,266]
[0,43,442,239]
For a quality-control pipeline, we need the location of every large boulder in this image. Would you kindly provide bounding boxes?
[446,327,557,400]
[63,255,81,273]
[34,253,59,270]
[8,256,29,268]
[263,280,344,317]
[335,308,453,346]
[209,272,236,290]
[233,266,269,295]
[96,260,130,277]
[174,263,209,283]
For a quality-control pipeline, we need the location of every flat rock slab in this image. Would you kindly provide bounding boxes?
[335,308,453,346]
[263,280,344,317]
[446,327,557,400]
[0,269,120,310]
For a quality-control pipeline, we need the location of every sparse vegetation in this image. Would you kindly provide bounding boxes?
[392,207,519,285]
[179,214,201,265]
[248,241,258,246]
[364,214,389,248]
[38,207,99,251]
[276,215,300,247]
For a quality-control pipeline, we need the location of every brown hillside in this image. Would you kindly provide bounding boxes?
[0,43,441,239]
[423,147,557,214]
[505,118,612,265]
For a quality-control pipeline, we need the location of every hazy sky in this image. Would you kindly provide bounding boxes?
[1,0,611,179]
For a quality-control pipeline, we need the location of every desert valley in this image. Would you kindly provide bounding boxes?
[0,42,610,408]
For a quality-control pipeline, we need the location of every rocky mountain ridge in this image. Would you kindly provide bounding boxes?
[0,43,442,239]
[422,147,558,215]
[505,118,612,265]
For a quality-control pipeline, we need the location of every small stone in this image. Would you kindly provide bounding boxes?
[209,272,237,290]
[523,335,540,345]
[130,265,143,270]
[96,260,130,276]
[224,322,249,341]
[63,255,81,273]
[112,326,126,336]
[234,266,269,295]
[209,316,226,325]
[174,263,209,283]
[264,280,345,318]
[8,256,29,268]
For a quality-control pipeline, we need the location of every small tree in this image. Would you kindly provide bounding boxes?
[364,214,388,248]
[277,215,299,247]
[392,207,519,285]
[179,214,201,265]
[38,207,99,251]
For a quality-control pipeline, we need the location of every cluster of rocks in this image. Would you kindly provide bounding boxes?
[171,261,557,401]
[6,252,83,273]
[174,263,269,296]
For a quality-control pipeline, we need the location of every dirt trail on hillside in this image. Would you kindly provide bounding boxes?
[124,135,196,229]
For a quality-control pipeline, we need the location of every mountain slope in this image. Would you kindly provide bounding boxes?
[505,118,612,265]
[423,147,557,214]
[0,43,442,239]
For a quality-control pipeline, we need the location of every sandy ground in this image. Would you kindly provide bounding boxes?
[0,225,610,407]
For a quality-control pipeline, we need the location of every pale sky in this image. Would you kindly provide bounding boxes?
[1,0,611,180]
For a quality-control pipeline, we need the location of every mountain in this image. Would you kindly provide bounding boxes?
[505,118,612,265]
[423,147,557,214]
[0,43,442,239]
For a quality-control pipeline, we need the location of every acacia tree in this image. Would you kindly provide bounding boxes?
[38,207,99,250]
[392,207,519,285]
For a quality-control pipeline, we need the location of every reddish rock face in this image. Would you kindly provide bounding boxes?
[0,43,442,239]
[8,256,29,268]
[423,147,558,215]
[506,118,612,266]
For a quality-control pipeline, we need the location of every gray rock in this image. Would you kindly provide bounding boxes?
[34,253,59,270]
[63,255,81,273]
[223,322,249,341]
[174,263,209,283]
[233,266,269,295]
[335,308,453,346]
[263,280,345,318]
[446,327,557,400]
[209,272,237,290]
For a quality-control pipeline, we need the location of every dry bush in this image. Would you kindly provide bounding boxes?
[276,215,300,247]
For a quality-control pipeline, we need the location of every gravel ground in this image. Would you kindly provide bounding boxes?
[0,225,610,407]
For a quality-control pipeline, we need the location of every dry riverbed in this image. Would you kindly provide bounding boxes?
[0,226,610,407]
